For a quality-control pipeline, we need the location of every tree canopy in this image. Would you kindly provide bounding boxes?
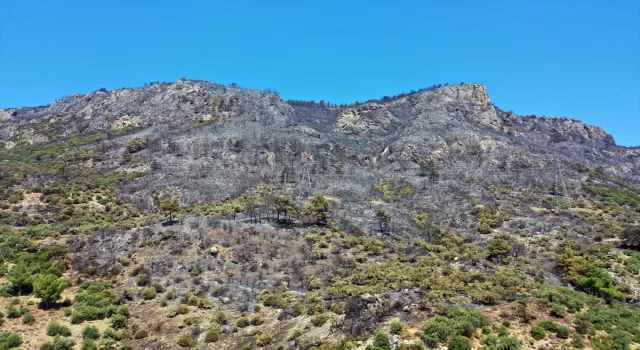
[304,194,330,225]
[33,274,68,307]
[160,198,180,222]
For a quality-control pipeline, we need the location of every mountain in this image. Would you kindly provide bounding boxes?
[1,79,639,349]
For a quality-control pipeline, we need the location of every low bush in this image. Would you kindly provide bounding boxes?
[448,335,472,350]
[39,336,74,350]
[21,312,35,325]
[422,307,487,347]
[538,320,569,339]
[141,287,156,300]
[256,333,273,347]
[175,334,195,348]
[236,317,250,328]
[47,322,72,337]
[311,313,329,327]
[367,329,391,350]
[71,282,115,323]
[81,339,97,350]
[530,326,545,341]
[204,327,219,343]
[0,332,22,349]
[134,329,148,339]
[390,320,403,335]
[82,325,100,340]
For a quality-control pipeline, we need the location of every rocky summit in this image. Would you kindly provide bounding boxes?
[0,79,639,349]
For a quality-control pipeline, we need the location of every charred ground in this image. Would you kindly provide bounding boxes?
[0,79,639,349]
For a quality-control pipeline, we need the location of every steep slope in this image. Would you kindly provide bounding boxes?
[1,79,639,350]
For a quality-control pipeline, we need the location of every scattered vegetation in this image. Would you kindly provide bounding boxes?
[2,87,640,349]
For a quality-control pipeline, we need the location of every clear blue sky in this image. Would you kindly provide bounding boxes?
[1,0,639,146]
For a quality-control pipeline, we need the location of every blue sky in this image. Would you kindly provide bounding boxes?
[1,0,638,146]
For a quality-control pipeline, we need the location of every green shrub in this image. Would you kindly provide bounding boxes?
[288,329,303,341]
[80,339,98,350]
[204,327,220,343]
[4,304,22,318]
[311,313,329,327]
[483,334,499,348]
[496,336,522,350]
[213,311,228,325]
[448,335,472,350]
[537,286,595,314]
[135,273,149,286]
[134,329,148,339]
[472,202,510,233]
[0,332,22,349]
[175,334,195,348]
[571,334,585,349]
[236,317,250,328]
[21,311,35,325]
[6,253,57,295]
[40,336,75,350]
[530,326,545,341]
[47,322,72,336]
[578,304,640,342]
[367,329,390,350]
[498,325,508,337]
[389,320,403,335]
[404,344,424,350]
[592,330,631,350]
[422,307,487,347]
[487,237,512,262]
[82,325,100,340]
[81,339,98,350]
[554,325,569,339]
[33,274,68,306]
[624,253,640,274]
[176,305,189,315]
[72,282,115,323]
[291,301,304,317]
[422,316,453,347]
[130,265,144,276]
[141,287,156,300]
[572,263,624,301]
[111,313,127,329]
[250,314,263,326]
[261,293,288,309]
[539,320,556,332]
[256,333,273,347]
[70,311,84,324]
[550,303,567,318]
[102,328,120,341]
[125,138,148,153]
[538,320,568,339]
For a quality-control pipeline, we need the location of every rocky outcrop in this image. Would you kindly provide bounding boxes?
[0,80,295,144]
[0,79,636,211]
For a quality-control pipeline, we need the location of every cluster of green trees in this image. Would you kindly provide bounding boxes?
[557,247,626,302]
[1,251,68,306]
[189,187,332,225]
[422,307,487,348]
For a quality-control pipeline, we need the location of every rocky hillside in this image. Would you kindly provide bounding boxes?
[0,80,639,350]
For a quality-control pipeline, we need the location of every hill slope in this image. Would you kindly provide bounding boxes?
[0,80,639,349]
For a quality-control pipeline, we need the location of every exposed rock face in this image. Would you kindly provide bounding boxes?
[0,80,637,231]
[0,80,294,143]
